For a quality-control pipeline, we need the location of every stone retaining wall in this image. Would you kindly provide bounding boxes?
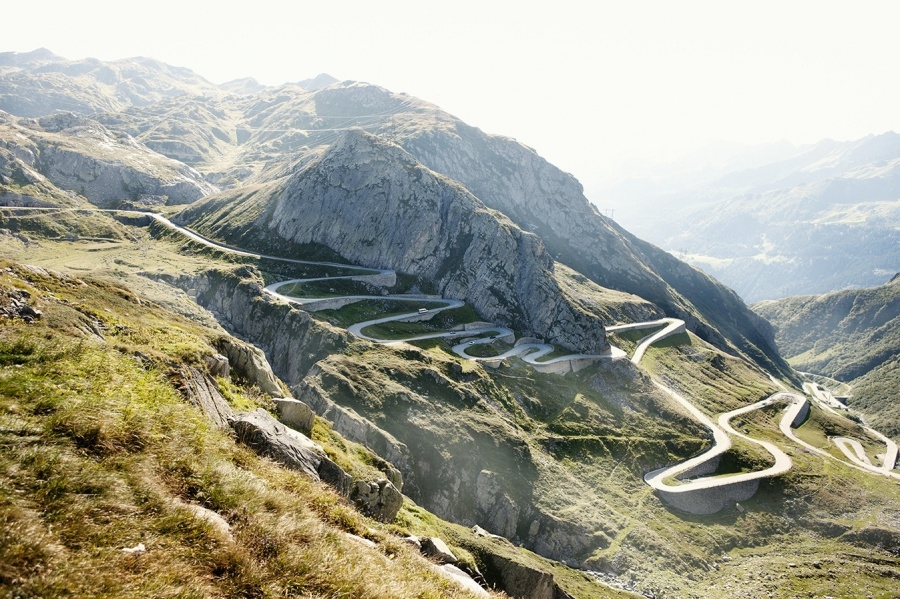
[658,479,760,515]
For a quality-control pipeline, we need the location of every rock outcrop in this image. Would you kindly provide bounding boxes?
[216,335,282,396]
[350,478,403,523]
[396,110,793,379]
[180,131,612,354]
[231,408,403,522]
[231,408,350,490]
[181,266,351,385]
[273,398,316,437]
[175,366,234,429]
[0,113,215,207]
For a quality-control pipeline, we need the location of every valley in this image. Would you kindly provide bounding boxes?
[1,49,899,598]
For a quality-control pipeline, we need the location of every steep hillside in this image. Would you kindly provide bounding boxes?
[754,274,900,437]
[177,130,645,353]
[0,49,221,117]
[6,50,900,598]
[4,188,900,598]
[0,110,215,207]
[392,108,789,379]
[0,58,790,379]
[610,133,900,302]
[2,258,644,598]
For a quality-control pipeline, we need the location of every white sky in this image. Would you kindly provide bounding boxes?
[4,1,900,189]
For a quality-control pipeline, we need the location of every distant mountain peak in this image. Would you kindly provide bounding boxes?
[298,73,339,91]
[220,76,267,96]
[0,47,66,68]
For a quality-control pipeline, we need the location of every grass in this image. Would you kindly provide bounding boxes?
[0,261,496,598]
[5,220,900,598]
[275,277,382,298]
[314,299,447,330]
[641,330,779,417]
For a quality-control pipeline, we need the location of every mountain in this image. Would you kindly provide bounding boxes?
[753,274,900,439]
[299,73,340,91]
[133,78,790,380]
[606,133,900,302]
[0,110,215,207]
[3,50,900,599]
[0,49,222,117]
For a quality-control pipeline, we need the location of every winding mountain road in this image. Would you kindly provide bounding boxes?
[4,206,898,507]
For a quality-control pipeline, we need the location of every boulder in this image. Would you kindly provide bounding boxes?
[273,397,315,437]
[480,553,555,599]
[420,536,458,564]
[230,408,353,494]
[216,336,282,396]
[204,353,230,377]
[350,478,403,523]
[437,563,489,597]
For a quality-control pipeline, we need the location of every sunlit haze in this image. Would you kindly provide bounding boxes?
[5,0,900,191]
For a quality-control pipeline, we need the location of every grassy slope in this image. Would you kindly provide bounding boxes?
[2,213,899,598]
[0,261,501,598]
[753,275,900,438]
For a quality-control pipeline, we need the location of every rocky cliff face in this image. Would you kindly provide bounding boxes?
[181,130,619,354]
[395,114,792,379]
[0,112,216,207]
[179,266,352,385]
[173,266,698,568]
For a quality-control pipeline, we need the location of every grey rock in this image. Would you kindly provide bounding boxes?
[0,113,216,208]
[204,353,230,377]
[343,532,377,549]
[350,478,403,523]
[475,470,519,540]
[420,536,458,564]
[401,535,422,550]
[230,408,330,481]
[478,552,571,599]
[317,453,354,497]
[216,336,282,396]
[189,130,611,354]
[176,366,234,429]
[297,378,407,489]
[437,563,489,597]
[181,267,351,390]
[273,398,315,437]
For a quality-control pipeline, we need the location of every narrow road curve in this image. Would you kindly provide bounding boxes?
[6,207,897,490]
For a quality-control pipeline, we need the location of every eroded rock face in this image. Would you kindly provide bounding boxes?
[475,470,519,540]
[230,408,402,522]
[175,366,234,429]
[0,113,216,207]
[183,266,351,386]
[216,335,282,396]
[184,130,610,354]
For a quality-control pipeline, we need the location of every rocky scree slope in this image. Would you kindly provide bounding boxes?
[0,110,215,207]
[178,130,640,354]
[754,274,900,439]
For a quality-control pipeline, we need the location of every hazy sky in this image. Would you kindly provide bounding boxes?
[4,1,900,189]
